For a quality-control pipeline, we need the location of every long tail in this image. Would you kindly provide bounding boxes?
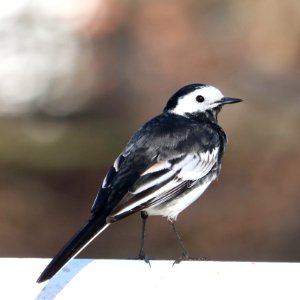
[37,215,109,283]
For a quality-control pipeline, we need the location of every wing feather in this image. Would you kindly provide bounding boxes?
[108,147,219,221]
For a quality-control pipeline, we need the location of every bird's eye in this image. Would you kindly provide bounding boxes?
[196,95,205,103]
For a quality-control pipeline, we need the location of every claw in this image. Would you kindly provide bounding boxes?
[128,254,154,267]
[173,253,208,266]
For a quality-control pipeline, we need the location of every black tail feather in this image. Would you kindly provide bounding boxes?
[37,215,108,283]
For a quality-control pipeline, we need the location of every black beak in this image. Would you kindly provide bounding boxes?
[219,97,243,105]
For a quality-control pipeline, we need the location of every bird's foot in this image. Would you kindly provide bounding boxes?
[173,252,208,266]
[128,252,157,267]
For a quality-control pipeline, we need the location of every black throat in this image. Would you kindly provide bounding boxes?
[186,107,222,124]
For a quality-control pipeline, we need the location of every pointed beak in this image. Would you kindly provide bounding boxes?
[219,97,243,105]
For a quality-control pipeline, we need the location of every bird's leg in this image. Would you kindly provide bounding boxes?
[169,218,190,260]
[138,211,148,260]
[129,211,152,266]
[129,211,154,264]
[169,218,207,265]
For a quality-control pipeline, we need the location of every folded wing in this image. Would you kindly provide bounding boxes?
[107,147,219,221]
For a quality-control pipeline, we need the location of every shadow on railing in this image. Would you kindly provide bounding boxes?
[35,259,93,300]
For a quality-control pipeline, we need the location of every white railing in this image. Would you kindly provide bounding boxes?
[1,258,300,300]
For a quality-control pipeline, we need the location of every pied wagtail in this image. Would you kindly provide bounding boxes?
[37,83,242,283]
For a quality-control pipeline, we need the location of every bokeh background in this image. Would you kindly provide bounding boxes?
[1,0,299,262]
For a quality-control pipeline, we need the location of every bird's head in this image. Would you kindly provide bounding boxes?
[164,84,242,118]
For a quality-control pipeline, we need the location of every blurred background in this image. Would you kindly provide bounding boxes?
[0,0,299,262]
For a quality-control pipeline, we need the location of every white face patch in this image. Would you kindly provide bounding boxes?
[171,85,224,116]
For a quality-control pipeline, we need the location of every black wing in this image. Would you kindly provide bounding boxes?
[107,147,220,221]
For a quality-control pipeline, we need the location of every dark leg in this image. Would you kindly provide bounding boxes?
[169,218,190,260]
[138,211,148,260]
[129,211,154,264]
[169,218,207,264]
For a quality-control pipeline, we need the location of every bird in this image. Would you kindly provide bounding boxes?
[37,83,242,283]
